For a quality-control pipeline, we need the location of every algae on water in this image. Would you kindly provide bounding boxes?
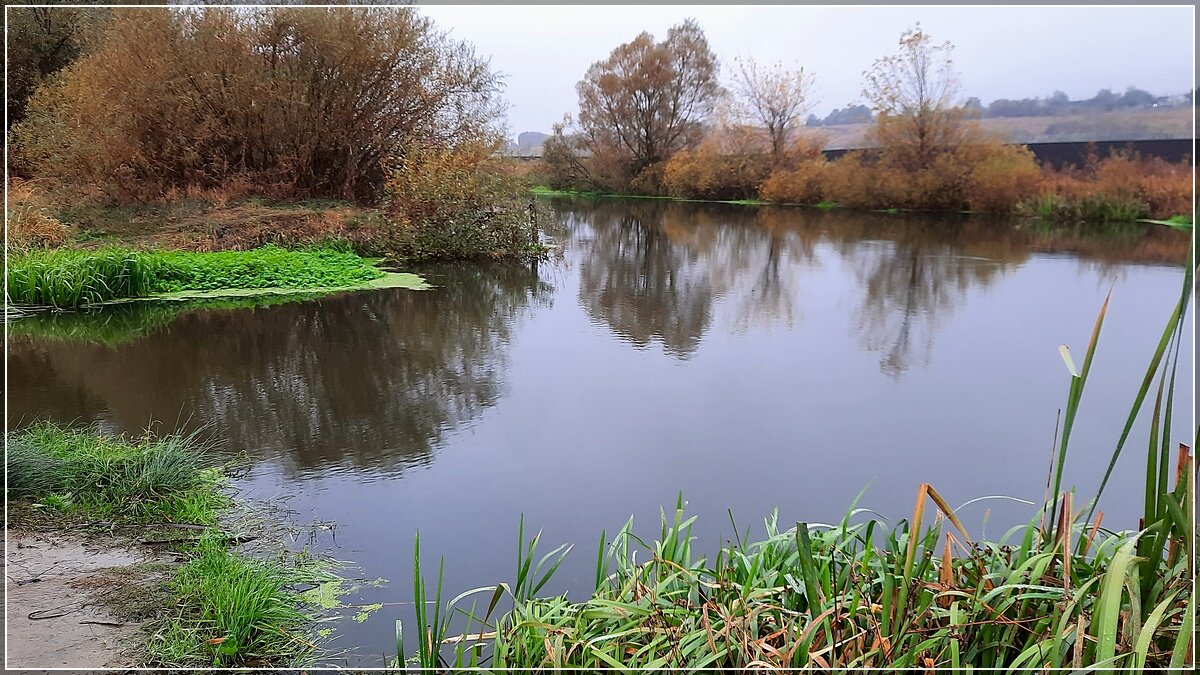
[150,271,431,301]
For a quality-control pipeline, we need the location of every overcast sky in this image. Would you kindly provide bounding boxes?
[416,4,1195,136]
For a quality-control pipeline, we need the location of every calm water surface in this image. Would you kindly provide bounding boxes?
[8,198,1192,664]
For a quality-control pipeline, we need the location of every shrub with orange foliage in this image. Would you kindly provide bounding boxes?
[1033,152,1192,220]
[963,145,1042,213]
[763,137,1043,213]
[663,127,773,201]
[818,151,910,208]
[11,7,503,202]
[758,159,827,204]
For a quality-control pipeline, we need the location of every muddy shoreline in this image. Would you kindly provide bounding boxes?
[6,528,173,668]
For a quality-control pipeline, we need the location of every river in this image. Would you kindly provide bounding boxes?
[7,197,1192,664]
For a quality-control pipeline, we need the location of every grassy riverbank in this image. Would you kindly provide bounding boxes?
[413,488,1192,669]
[530,185,770,206]
[6,422,341,667]
[6,245,427,309]
[402,244,1194,669]
[532,184,1193,227]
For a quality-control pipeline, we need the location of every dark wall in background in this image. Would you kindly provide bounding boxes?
[823,138,1194,167]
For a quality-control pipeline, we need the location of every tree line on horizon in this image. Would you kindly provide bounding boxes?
[804,86,1193,128]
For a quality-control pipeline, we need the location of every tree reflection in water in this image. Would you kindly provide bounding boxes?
[572,200,819,357]
[559,198,1185,375]
[9,201,1187,477]
[7,263,552,474]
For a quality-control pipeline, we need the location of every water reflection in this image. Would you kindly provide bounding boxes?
[573,201,821,357]
[8,263,551,474]
[7,199,1191,664]
[841,222,1020,375]
[560,198,1186,373]
[574,201,715,357]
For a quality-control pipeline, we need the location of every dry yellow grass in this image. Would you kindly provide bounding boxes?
[7,179,71,252]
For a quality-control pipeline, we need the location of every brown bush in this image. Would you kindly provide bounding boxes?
[1093,154,1191,218]
[963,145,1041,212]
[815,152,902,208]
[663,128,772,201]
[758,159,827,204]
[629,162,671,197]
[381,141,534,259]
[788,140,1040,213]
[1034,152,1192,220]
[6,180,71,252]
[11,6,502,202]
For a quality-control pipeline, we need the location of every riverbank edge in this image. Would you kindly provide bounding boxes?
[5,422,347,668]
[529,186,1194,229]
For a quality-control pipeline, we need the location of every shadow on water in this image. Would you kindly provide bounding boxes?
[8,262,552,475]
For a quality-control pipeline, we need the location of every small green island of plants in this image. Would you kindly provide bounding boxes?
[6,245,429,309]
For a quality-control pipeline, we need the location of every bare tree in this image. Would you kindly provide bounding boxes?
[729,57,816,164]
[573,19,722,183]
[862,23,971,171]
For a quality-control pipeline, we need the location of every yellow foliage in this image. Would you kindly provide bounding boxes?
[662,129,772,200]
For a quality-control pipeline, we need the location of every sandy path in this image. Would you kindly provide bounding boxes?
[5,532,152,668]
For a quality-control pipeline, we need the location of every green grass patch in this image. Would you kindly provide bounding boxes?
[145,246,381,293]
[6,245,428,309]
[8,422,348,666]
[146,532,340,667]
[1028,193,1151,223]
[7,422,226,524]
[1138,214,1193,231]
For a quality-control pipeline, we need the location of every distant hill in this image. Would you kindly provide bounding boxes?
[507,131,549,156]
[814,107,1193,150]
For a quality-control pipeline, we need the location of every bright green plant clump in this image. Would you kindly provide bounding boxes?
[7,422,225,524]
[147,532,338,667]
[6,245,393,308]
[145,246,380,293]
[5,248,158,307]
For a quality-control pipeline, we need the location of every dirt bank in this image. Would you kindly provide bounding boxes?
[5,530,172,668]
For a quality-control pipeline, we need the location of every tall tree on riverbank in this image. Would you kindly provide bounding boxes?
[862,23,973,171]
[550,19,721,189]
[728,57,817,164]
